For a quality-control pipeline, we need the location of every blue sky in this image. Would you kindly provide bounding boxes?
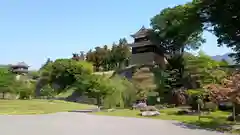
[0,0,232,69]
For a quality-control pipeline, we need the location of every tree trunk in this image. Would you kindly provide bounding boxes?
[2,92,5,99]
[96,94,101,108]
[233,103,236,121]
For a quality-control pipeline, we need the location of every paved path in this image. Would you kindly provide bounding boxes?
[0,112,231,135]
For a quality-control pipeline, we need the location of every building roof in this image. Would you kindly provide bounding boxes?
[10,62,29,68]
[131,26,151,38]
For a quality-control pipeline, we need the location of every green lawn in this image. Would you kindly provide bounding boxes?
[0,99,96,115]
[95,108,239,133]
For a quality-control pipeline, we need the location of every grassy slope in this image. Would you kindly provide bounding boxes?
[94,67,155,89]
[95,108,239,133]
[0,99,96,115]
[55,89,75,98]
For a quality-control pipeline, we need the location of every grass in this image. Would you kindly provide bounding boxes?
[0,99,96,115]
[55,89,75,98]
[94,108,240,133]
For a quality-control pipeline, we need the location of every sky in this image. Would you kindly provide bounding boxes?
[0,0,232,70]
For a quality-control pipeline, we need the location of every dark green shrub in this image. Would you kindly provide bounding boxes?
[176,110,190,115]
[189,95,204,111]
[218,102,233,111]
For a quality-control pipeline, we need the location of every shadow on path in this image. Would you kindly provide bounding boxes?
[172,120,236,134]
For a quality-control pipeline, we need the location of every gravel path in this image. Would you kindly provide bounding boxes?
[0,112,231,135]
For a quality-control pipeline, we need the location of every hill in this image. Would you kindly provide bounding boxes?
[211,53,235,64]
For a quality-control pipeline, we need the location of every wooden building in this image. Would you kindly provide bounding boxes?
[9,62,29,74]
[128,26,167,68]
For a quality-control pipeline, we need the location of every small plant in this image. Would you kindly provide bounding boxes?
[203,102,218,112]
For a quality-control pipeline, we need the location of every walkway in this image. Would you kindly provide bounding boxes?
[0,112,231,135]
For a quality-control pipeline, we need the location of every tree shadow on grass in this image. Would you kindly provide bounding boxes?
[172,116,237,133]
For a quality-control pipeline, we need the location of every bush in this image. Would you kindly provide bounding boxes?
[187,89,205,97]
[189,95,204,111]
[203,102,218,112]
[40,84,55,98]
[102,76,137,108]
[77,61,94,74]
[44,59,94,91]
[176,110,190,115]
[75,74,137,109]
[16,80,34,99]
[218,102,233,111]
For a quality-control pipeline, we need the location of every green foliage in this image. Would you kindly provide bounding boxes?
[195,0,240,63]
[187,89,205,110]
[185,51,228,86]
[39,58,52,72]
[74,74,137,108]
[13,79,35,99]
[204,102,218,112]
[28,70,40,79]
[151,2,205,54]
[187,89,205,97]
[86,38,130,71]
[41,59,93,92]
[40,84,55,98]
[103,76,136,108]
[0,68,16,98]
[153,68,168,95]
[153,55,185,99]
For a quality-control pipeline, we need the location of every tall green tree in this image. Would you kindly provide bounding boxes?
[86,47,108,71]
[0,68,16,99]
[40,59,93,93]
[151,2,205,55]
[85,38,130,71]
[195,0,240,62]
[185,51,228,86]
[114,38,130,69]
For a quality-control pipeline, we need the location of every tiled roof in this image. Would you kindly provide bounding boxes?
[131,26,151,38]
[10,62,29,68]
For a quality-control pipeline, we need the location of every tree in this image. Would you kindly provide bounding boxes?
[115,38,131,68]
[86,47,108,71]
[74,74,110,107]
[39,59,93,94]
[151,2,205,55]
[85,38,130,71]
[74,73,137,108]
[185,51,227,86]
[16,80,35,99]
[150,3,206,92]
[0,68,15,99]
[39,58,52,71]
[195,0,240,62]
[72,51,85,61]
[28,70,40,79]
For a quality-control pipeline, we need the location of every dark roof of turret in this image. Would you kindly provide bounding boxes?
[131,26,152,38]
[10,62,29,68]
